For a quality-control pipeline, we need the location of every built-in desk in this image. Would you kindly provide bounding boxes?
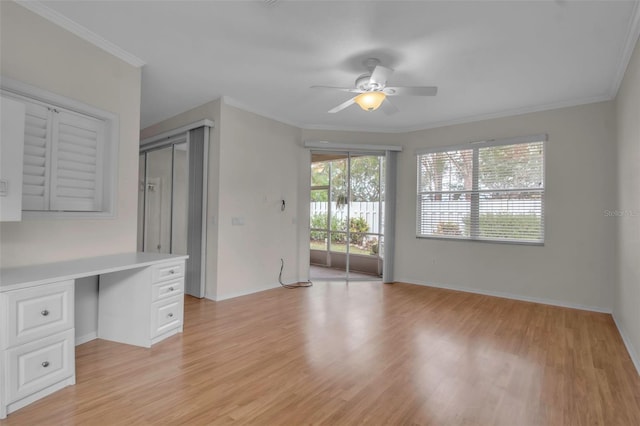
[0,252,188,419]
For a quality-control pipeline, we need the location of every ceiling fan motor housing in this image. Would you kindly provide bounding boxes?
[355,74,382,91]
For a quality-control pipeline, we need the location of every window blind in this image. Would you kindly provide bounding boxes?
[416,137,545,244]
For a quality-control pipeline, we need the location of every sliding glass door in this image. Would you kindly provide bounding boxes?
[309,151,385,281]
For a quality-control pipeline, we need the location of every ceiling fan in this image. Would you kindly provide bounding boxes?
[311,58,438,114]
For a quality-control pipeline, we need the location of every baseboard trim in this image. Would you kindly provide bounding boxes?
[75,332,97,346]
[394,278,612,314]
[211,283,284,302]
[612,313,640,376]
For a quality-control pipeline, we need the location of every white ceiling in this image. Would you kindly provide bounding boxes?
[23,0,640,132]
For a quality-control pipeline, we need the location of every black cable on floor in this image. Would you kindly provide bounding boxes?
[279,258,312,289]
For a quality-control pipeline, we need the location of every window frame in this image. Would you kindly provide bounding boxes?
[1,77,119,220]
[415,134,547,245]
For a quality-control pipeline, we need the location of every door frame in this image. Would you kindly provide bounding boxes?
[309,150,385,281]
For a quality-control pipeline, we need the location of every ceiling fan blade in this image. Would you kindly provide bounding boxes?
[381,98,399,115]
[311,85,360,93]
[328,97,356,113]
[370,65,393,87]
[384,86,438,96]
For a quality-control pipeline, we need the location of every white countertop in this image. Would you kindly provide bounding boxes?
[0,252,189,292]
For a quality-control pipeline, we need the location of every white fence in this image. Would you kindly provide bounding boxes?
[310,202,383,234]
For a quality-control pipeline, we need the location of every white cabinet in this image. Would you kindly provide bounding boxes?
[0,253,188,419]
[98,260,185,348]
[6,329,75,404]
[0,280,75,419]
[0,96,26,221]
[3,280,74,348]
[150,295,184,339]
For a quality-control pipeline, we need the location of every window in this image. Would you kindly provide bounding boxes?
[416,134,545,244]
[1,78,118,218]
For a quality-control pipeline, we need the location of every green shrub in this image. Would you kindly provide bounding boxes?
[370,242,379,255]
[310,213,371,246]
[330,217,347,243]
[310,214,327,241]
[349,216,369,245]
[463,214,541,240]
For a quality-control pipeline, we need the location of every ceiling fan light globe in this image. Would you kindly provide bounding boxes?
[354,92,386,112]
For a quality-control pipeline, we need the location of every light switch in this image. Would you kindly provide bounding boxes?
[0,180,8,197]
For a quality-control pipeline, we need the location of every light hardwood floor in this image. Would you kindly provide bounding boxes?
[3,282,639,425]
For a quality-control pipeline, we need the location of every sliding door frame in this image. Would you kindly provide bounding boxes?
[140,120,213,298]
[307,143,401,282]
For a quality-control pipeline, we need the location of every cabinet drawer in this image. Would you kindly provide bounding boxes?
[151,261,184,283]
[6,329,75,403]
[3,280,74,348]
[151,279,184,302]
[150,295,183,339]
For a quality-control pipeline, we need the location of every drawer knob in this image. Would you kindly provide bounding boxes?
[168,313,174,318]
[169,287,174,291]
[41,310,49,316]
[169,270,175,274]
[42,361,50,368]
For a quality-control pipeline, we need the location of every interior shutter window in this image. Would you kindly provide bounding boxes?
[21,100,51,211]
[50,109,104,211]
[3,81,116,217]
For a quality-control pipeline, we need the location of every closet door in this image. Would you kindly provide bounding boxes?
[137,153,146,252]
[171,142,188,255]
[139,128,207,298]
[144,146,173,253]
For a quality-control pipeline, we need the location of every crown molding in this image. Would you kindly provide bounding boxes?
[300,94,612,135]
[15,1,145,68]
[399,94,613,134]
[301,122,408,134]
[610,0,640,97]
[221,96,301,129]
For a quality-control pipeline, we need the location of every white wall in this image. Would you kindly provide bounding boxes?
[299,104,617,312]
[215,103,301,300]
[75,276,99,344]
[140,30,630,369]
[0,2,142,267]
[0,2,141,344]
[614,36,640,373]
[396,102,617,311]
[141,100,302,300]
[144,95,618,318]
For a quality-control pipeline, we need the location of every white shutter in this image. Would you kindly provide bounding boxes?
[50,109,104,211]
[21,100,52,211]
